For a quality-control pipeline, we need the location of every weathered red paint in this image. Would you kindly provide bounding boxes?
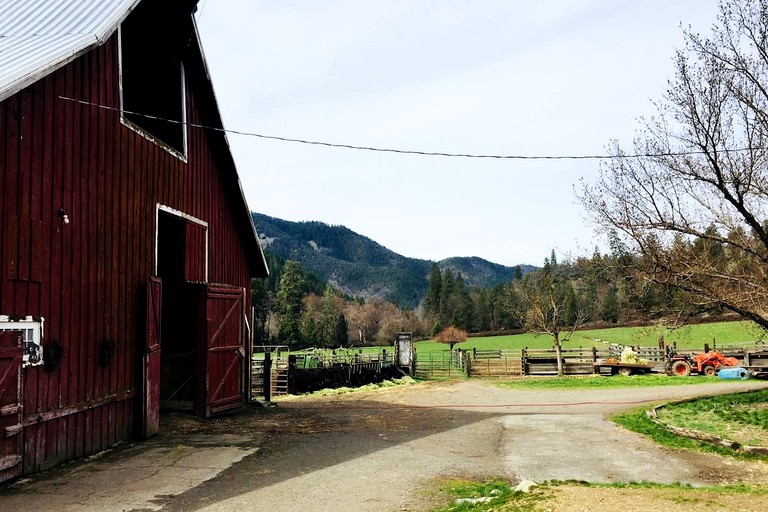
[0,331,23,482]
[143,277,162,438]
[185,222,207,283]
[0,7,265,480]
[198,285,245,418]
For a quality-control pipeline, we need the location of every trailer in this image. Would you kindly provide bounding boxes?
[594,361,655,376]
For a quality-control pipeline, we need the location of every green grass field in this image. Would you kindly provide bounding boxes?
[254,320,766,359]
[415,320,766,353]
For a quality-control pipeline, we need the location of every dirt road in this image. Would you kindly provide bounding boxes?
[1,379,767,511]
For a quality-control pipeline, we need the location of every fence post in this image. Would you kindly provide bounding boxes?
[287,355,297,394]
[592,346,598,374]
[522,348,528,376]
[263,352,272,402]
[464,350,472,378]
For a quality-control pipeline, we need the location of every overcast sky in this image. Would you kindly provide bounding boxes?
[196,0,721,267]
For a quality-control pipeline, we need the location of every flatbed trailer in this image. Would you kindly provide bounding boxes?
[744,367,768,379]
[594,361,655,376]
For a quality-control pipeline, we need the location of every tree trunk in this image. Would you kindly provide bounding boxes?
[553,332,564,377]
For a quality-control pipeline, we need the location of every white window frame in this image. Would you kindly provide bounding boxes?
[155,204,209,282]
[0,315,44,367]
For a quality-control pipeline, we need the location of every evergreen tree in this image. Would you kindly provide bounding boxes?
[562,282,580,326]
[601,286,620,324]
[425,264,442,316]
[451,273,474,331]
[334,314,349,345]
[319,283,341,346]
[299,313,319,345]
[439,269,455,327]
[276,260,305,345]
[251,278,271,346]
[548,249,558,267]
[474,289,491,332]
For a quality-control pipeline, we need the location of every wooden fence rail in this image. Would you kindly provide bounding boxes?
[252,344,768,397]
[423,344,768,379]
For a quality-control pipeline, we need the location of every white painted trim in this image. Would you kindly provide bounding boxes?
[180,62,188,157]
[154,204,209,282]
[0,315,45,367]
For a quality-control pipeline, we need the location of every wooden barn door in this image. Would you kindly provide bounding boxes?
[0,331,23,482]
[143,276,162,438]
[198,285,245,418]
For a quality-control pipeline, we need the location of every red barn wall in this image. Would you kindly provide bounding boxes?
[0,33,255,475]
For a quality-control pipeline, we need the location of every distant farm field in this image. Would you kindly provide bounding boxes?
[416,321,766,353]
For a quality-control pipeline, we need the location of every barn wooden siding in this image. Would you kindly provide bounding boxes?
[0,32,254,475]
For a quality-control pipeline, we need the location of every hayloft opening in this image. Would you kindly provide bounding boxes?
[120,1,192,156]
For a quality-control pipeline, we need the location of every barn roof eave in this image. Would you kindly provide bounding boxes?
[190,18,269,279]
[0,0,142,104]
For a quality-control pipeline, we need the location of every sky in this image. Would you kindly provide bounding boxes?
[195,0,722,268]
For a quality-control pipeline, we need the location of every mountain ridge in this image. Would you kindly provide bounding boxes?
[252,212,536,306]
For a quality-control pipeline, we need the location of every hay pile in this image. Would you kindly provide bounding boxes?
[620,346,649,365]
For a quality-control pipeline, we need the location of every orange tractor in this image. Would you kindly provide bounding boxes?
[666,350,740,377]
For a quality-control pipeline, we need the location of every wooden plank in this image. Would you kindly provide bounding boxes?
[143,277,162,438]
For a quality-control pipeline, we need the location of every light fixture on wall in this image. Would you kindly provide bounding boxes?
[57,208,70,224]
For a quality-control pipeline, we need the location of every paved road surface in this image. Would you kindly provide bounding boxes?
[1,379,766,511]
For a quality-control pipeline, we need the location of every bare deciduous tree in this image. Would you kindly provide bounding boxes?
[514,263,588,376]
[344,298,399,344]
[579,0,768,329]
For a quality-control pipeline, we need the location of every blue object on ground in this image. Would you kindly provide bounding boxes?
[718,367,751,380]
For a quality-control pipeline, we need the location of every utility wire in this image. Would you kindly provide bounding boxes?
[57,94,740,161]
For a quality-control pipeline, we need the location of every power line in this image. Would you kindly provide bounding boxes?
[56,94,738,161]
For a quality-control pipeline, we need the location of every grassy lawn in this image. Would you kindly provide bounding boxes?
[417,320,766,353]
[426,479,768,512]
[613,391,768,459]
[654,389,768,447]
[575,321,766,349]
[493,374,752,390]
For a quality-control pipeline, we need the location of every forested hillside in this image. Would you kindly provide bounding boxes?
[252,213,533,306]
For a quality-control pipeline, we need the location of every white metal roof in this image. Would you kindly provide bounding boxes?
[0,0,140,103]
[0,0,269,275]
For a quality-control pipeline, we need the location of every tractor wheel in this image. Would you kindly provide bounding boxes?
[671,360,692,377]
[702,365,716,377]
[618,367,633,377]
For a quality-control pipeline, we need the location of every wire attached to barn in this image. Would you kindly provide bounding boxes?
[55,94,747,162]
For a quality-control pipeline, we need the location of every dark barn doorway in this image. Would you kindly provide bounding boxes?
[156,210,201,412]
[148,208,244,427]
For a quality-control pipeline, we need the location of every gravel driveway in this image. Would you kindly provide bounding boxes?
[2,379,767,512]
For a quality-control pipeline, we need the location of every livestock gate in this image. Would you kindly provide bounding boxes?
[251,346,290,400]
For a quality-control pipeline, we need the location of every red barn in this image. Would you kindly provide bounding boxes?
[0,0,268,482]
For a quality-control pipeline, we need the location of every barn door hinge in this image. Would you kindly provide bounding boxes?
[4,423,22,437]
[0,455,22,471]
[0,404,22,416]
